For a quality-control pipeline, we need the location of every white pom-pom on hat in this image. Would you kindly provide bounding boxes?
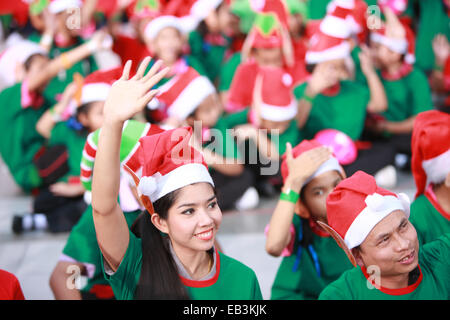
[138,175,158,198]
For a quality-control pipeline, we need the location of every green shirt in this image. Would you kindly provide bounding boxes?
[0,83,50,191]
[414,0,450,73]
[294,80,369,140]
[103,229,263,300]
[188,30,232,83]
[271,215,353,300]
[204,116,242,161]
[48,122,87,180]
[319,234,450,300]
[410,193,450,246]
[381,68,432,122]
[62,205,141,294]
[218,52,242,92]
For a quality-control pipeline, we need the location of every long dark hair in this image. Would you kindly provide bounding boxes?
[130,189,190,300]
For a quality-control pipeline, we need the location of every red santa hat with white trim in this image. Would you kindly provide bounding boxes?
[257,66,297,122]
[0,39,46,89]
[143,15,185,41]
[147,67,216,121]
[411,110,450,199]
[281,139,345,188]
[369,7,415,64]
[48,0,82,14]
[75,67,122,106]
[326,170,410,250]
[137,126,214,206]
[305,31,351,64]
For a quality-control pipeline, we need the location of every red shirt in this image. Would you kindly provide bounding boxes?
[0,270,25,300]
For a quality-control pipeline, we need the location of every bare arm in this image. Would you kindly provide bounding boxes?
[92,58,168,271]
[359,45,387,113]
[28,31,111,92]
[36,82,77,139]
[49,261,85,300]
[266,143,331,256]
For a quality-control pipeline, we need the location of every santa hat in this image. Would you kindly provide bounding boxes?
[0,39,47,89]
[250,0,289,28]
[257,66,297,121]
[48,0,81,14]
[305,31,350,64]
[148,67,216,121]
[281,140,344,189]
[411,110,450,199]
[378,0,408,16]
[143,15,185,41]
[75,67,122,107]
[136,127,214,208]
[247,12,283,49]
[369,7,415,64]
[325,171,410,250]
[80,120,164,204]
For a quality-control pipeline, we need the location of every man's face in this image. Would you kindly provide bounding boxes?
[356,210,419,280]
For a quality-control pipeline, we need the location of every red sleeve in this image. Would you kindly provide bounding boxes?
[0,270,25,300]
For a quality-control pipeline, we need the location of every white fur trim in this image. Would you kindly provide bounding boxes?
[422,149,450,187]
[320,15,352,39]
[49,0,82,14]
[344,193,410,249]
[144,16,184,40]
[370,32,408,54]
[259,98,297,121]
[83,191,92,204]
[190,0,222,20]
[306,41,350,64]
[303,157,342,186]
[0,40,46,88]
[138,163,214,202]
[81,83,111,105]
[166,76,216,120]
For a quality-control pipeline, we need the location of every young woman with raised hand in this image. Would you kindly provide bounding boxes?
[91,57,262,300]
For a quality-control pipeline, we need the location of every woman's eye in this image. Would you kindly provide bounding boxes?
[208,201,217,209]
[182,208,195,215]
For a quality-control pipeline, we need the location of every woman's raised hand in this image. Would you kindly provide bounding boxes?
[103,57,169,124]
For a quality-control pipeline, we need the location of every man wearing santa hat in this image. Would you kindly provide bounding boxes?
[318,171,450,299]
[409,110,450,246]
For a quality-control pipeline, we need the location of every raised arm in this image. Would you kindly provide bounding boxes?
[359,44,387,113]
[92,58,168,271]
[28,30,112,92]
[266,143,331,256]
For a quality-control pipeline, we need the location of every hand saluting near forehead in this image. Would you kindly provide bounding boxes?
[103,57,170,124]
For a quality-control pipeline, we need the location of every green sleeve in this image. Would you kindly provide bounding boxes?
[218,52,242,92]
[420,233,450,292]
[408,70,433,116]
[186,55,208,76]
[103,229,142,300]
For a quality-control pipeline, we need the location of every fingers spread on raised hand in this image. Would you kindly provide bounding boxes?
[120,60,132,80]
[142,59,164,82]
[144,66,170,91]
[133,56,152,80]
[139,89,160,108]
[285,142,293,161]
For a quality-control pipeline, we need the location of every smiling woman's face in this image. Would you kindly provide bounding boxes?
[355,210,419,281]
[164,182,222,253]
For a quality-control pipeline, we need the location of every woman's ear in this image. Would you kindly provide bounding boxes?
[77,112,89,128]
[151,213,169,234]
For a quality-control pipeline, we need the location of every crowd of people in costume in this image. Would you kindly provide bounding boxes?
[0,0,449,301]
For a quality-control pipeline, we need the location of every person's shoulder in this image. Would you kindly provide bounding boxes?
[218,252,257,279]
[319,267,360,300]
[411,194,430,210]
